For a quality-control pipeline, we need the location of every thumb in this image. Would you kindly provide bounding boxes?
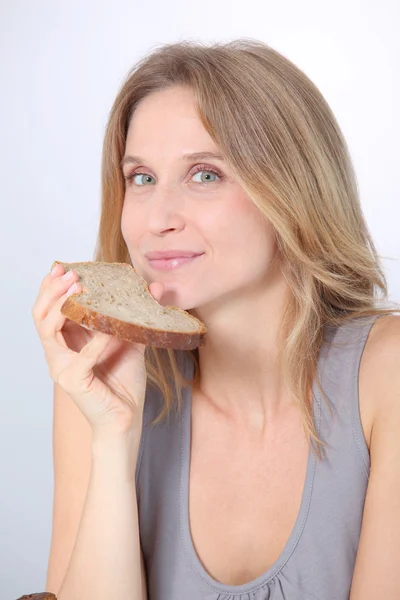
[148,281,167,305]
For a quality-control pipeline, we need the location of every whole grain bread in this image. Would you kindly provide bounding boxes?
[51,260,207,350]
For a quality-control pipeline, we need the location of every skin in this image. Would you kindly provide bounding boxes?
[121,86,293,435]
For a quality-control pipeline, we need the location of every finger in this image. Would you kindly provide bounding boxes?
[40,281,82,340]
[38,262,65,295]
[48,261,65,280]
[32,269,80,324]
[57,331,113,395]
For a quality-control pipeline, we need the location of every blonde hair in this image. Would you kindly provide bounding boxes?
[94,38,398,451]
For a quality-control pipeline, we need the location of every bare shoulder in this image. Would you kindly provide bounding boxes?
[361,314,400,380]
[350,315,400,597]
[359,314,400,449]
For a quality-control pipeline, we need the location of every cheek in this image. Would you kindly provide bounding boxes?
[238,198,276,250]
[211,198,277,277]
[120,202,140,245]
[207,195,268,252]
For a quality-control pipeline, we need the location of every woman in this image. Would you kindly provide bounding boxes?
[32,39,400,599]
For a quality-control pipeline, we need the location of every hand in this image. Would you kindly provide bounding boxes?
[31,263,165,439]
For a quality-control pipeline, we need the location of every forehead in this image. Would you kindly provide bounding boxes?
[125,87,216,154]
[134,86,196,113]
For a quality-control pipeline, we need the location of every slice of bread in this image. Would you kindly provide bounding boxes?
[51,261,207,350]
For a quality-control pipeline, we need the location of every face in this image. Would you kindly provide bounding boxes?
[121,86,281,318]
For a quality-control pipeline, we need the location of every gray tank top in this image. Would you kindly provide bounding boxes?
[135,315,381,600]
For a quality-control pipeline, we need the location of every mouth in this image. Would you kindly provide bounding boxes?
[147,253,204,271]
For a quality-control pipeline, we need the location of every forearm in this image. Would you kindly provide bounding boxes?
[57,435,143,600]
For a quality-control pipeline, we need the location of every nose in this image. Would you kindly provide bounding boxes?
[146,184,186,234]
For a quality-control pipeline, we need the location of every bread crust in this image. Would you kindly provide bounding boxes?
[51,260,207,350]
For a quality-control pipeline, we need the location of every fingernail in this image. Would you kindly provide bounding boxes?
[66,283,78,296]
[50,265,60,277]
[62,270,74,280]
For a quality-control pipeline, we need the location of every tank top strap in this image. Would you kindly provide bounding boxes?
[318,314,384,473]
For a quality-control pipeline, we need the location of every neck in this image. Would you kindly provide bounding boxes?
[190,273,293,431]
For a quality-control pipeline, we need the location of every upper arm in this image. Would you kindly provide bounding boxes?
[46,382,148,599]
[350,315,400,599]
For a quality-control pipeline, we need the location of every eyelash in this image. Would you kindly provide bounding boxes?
[124,164,224,186]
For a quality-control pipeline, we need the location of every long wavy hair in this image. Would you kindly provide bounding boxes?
[93,38,398,452]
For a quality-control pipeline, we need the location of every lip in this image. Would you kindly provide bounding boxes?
[145,250,203,260]
[148,253,204,271]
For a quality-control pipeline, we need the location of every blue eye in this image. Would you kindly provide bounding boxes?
[124,165,223,187]
[191,169,220,183]
[128,173,155,186]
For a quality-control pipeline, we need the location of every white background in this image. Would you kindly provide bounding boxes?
[0,0,399,596]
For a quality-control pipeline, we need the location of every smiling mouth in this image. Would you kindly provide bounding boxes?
[148,254,204,271]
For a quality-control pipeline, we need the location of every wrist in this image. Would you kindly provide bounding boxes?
[91,429,141,479]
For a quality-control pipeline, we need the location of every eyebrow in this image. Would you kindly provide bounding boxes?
[120,151,225,169]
